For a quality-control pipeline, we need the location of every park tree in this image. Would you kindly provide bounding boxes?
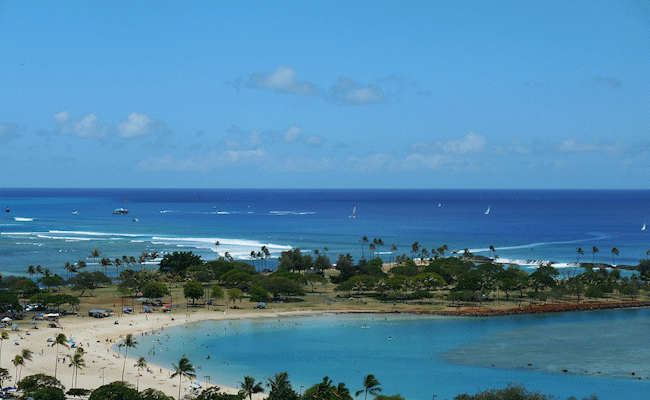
[210,285,225,305]
[142,281,170,299]
[88,382,140,400]
[140,388,174,400]
[18,373,64,395]
[0,292,21,314]
[228,288,244,304]
[260,277,305,300]
[248,285,270,303]
[159,251,203,275]
[183,280,205,305]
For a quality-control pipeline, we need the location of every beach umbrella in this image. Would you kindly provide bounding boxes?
[12,324,19,327]
[1,317,12,322]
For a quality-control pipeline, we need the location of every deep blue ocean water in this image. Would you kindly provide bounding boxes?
[2,188,650,277]
[128,310,650,400]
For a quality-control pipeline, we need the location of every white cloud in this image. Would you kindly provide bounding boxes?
[118,112,153,138]
[53,110,69,123]
[507,140,530,154]
[73,113,108,137]
[559,139,597,152]
[343,86,384,105]
[558,139,626,156]
[283,126,302,143]
[440,132,486,154]
[137,149,268,172]
[305,135,324,147]
[331,77,385,105]
[247,66,319,96]
[54,111,108,137]
[400,153,457,170]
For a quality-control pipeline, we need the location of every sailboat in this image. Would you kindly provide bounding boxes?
[349,205,356,219]
[643,223,646,231]
[485,206,490,215]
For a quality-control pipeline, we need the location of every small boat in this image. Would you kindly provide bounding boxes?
[643,223,646,231]
[5,207,9,212]
[112,208,130,214]
[485,206,490,215]
[438,203,441,207]
[349,205,356,219]
[72,211,79,215]
[132,218,139,222]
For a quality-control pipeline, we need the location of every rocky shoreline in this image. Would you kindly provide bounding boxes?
[417,300,650,317]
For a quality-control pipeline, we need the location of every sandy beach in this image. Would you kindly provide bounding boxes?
[2,309,331,399]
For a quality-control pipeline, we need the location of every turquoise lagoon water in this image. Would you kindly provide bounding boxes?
[128,309,650,400]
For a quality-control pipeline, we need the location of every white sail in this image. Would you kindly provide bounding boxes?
[643,223,646,231]
[485,206,490,215]
[349,205,356,219]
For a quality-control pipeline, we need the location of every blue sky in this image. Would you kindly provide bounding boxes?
[1,0,649,189]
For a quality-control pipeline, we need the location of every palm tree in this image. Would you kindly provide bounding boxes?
[114,258,123,276]
[77,260,86,273]
[90,249,101,272]
[139,252,148,270]
[355,374,382,400]
[13,349,32,384]
[0,367,9,389]
[35,265,43,281]
[361,237,369,259]
[489,245,496,259]
[592,246,599,263]
[239,376,264,400]
[135,356,147,391]
[149,251,159,269]
[611,247,619,265]
[369,243,376,259]
[120,333,138,381]
[171,357,195,400]
[69,347,85,389]
[215,241,221,259]
[53,333,69,379]
[27,265,35,279]
[100,257,112,275]
[0,331,8,369]
[390,244,397,265]
[411,242,419,261]
[11,355,23,386]
[576,247,584,263]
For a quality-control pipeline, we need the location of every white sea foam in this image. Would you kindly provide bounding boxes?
[150,235,292,259]
[49,230,140,237]
[14,217,33,222]
[36,234,94,241]
[269,211,316,216]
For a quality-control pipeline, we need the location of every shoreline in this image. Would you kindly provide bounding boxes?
[4,301,650,398]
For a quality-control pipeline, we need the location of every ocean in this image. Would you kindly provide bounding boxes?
[2,188,650,278]
[128,310,650,400]
[4,188,650,399]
